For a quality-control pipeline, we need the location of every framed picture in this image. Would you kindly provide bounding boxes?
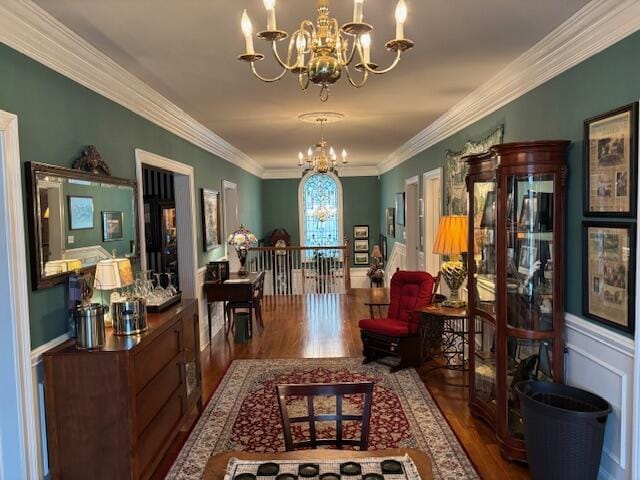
[584,103,638,217]
[354,239,369,252]
[205,260,230,283]
[201,188,221,252]
[379,234,388,262]
[354,252,369,265]
[353,225,369,239]
[582,221,635,335]
[67,195,94,230]
[396,192,406,225]
[518,192,553,231]
[517,244,538,276]
[386,208,395,237]
[101,211,124,241]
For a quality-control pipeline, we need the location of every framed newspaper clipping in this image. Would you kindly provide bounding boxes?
[584,103,638,217]
[582,221,635,335]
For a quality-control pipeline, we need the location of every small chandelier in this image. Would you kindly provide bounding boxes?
[297,113,347,174]
[308,205,337,223]
[238,0,413,102]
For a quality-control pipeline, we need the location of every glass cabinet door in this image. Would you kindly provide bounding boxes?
[504,173,556,440]
[472,179,497,315]
[473,315,497,413]
[505,174,555,331]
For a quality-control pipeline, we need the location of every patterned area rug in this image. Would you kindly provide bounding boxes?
[167,358,479,479]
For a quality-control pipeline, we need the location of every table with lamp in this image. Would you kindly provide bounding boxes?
[203,226,266,341]
[417,215,470,385]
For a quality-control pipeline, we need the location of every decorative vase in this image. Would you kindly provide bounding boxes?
[237,248,248,277]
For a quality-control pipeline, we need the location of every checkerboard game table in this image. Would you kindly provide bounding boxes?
[204,448,433,479]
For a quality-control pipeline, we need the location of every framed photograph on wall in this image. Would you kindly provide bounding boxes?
[67,195,94,230]
[386,208,395,237]
[396,192,406,225]
[582,221,635,335]
[353,225,369,239]
[354,252,369,265]
[379,234,387,262]
[201,188,221,252]
[354,239,369,252]
[584,103,638,217]
[205,260,229,283]
[101,211,124,241]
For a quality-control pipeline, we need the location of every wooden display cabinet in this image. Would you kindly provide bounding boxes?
[465,141,569,461]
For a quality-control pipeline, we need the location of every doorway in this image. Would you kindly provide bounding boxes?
[223,180,239,272]
[141,165,179,290]
[135,150,198,300]
[423,168,442,275]
[405,176,420,271]
[0,110,38,479]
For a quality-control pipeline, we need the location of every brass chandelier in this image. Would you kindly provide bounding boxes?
[239,0,414,102]
[297,112,347,174]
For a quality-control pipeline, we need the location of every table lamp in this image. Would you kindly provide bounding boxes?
[433,215,468,308]
[228,225,258,277]
[371,245,383,266]
[93,258,134,322]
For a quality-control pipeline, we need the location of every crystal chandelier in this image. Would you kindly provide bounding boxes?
[297,113,347,174]
[238,0,414,102]
[309,204,336,222]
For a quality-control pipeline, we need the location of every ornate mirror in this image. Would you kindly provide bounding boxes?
[26,162,138,290]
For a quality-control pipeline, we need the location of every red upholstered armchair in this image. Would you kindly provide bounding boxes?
[359,270,438,372]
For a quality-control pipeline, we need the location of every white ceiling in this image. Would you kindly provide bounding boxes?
[34,0,590,170]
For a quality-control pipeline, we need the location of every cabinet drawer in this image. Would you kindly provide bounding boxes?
[135,357,183,436]
[133,321,181,393]
[135,390,185,479]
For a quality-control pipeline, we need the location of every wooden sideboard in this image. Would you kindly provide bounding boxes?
[43,299,201,480]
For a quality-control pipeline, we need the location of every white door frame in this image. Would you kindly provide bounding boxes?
[405,175,420,270]
[222,179,239,269]
[423,168,443,275]
[0,110,39,479]
[135,149,198,300]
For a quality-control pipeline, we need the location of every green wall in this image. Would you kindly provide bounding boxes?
[380,31,640,329]
[0,44,263,348]
[262,175,381,265]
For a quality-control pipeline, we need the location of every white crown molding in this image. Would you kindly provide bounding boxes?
[0,0,264,178]
[262,165,380,179]
[379,0,640,174]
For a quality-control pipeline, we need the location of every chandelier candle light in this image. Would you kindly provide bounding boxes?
[239,0,414,102]
[228,226,258,277]
[433,215,468,308]
[298,112,347,174]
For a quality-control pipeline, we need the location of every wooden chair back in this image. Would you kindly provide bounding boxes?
[276,382,374,451]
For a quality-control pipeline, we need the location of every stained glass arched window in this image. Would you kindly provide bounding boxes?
[299,172,343,250]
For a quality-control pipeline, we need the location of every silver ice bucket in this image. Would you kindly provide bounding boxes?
[112,297,148,335]
[74,303,107,350]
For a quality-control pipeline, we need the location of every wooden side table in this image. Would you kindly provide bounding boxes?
[416,304,469,386]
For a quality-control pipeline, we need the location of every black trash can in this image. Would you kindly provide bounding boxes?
[516,380,611,480]
[233,312,252,343]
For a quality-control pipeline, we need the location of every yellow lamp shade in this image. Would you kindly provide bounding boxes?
[93,258,133,290]
[371,245,383,259]
[433,215,468,255]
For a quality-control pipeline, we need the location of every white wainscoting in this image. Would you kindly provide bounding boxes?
[564,313,635,480]
[198,266,224,349]
[30,333,71,480]
[350,268,370,288]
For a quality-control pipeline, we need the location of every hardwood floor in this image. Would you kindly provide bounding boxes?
[152,290,531,480]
